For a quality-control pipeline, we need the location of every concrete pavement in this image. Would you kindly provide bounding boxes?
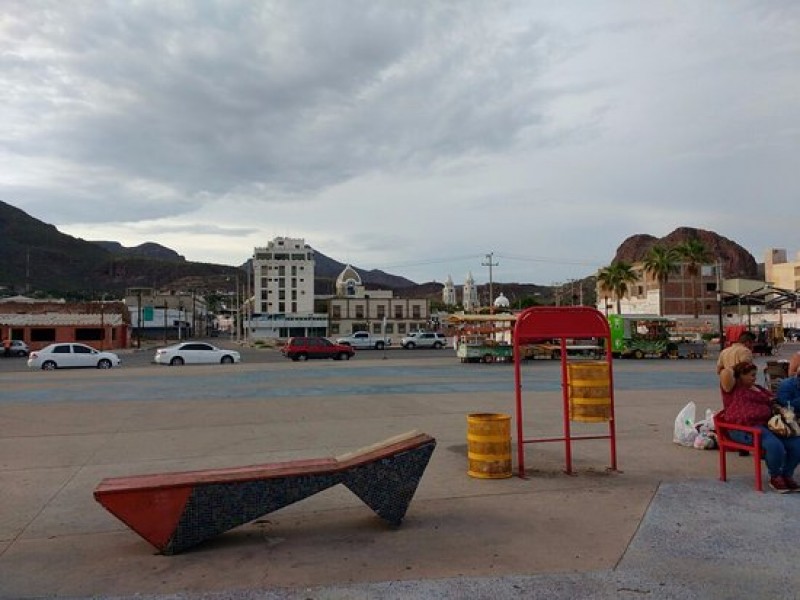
[1,349,799,599]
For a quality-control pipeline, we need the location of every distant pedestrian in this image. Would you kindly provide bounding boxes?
[2,338,10,358]
[717,331,756,392]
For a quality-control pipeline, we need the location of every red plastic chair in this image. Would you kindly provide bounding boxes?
[713,412,764,492]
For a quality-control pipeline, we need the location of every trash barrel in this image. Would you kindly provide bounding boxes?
[467,413,512,479]
[567,361,611,422]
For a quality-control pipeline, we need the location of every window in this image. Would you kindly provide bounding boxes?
[292,302,297,312]
[395,306,403,319]
[412,306,421,319]
[31,328,56,342]
[53,345,71,354]
[373,323,382,334]
[279,302,285,312]
[331,306,341,319]
[330,323,340,334]
[355,305,365,319]
[75,328,104,341]
[278,266,286,276]
[377,306,386,319]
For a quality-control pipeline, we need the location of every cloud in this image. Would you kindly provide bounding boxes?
[1,1,798,284]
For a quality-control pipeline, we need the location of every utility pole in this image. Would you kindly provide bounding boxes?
[482,252,498,312]
[717,259,725,350]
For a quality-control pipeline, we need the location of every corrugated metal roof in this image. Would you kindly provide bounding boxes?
[0,313,124,326]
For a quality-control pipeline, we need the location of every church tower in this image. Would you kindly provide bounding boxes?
[442,275,456,306]
[463,272,479,312]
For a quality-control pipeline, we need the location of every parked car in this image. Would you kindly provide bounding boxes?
[154,342,241,366]
[281,337,355,361]
[3,340,30,357]
[401,332,448,349]
[335,331,392,350]
[27,343,121,370]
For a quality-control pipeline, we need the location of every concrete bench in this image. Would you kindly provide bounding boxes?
[94,431,436,554]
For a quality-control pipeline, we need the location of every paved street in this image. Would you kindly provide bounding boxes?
[2,345,799,599]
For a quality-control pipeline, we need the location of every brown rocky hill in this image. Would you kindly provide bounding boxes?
[612,227,757,278]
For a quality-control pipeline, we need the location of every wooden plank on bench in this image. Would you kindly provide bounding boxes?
[94,431,436,554]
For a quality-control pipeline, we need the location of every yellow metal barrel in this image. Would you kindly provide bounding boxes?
[567,361,611,422]
[467,413,512,479]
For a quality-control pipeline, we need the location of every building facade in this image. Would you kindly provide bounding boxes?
[328,265,430,338]
[765,248,800,291]
[125,288,209,340]
[0,299,130,351]
[463,272,479,312]
[252,237,315,315]
[595,262,723,320]
[442,275,457,306]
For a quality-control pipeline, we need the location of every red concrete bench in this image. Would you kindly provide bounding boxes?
[94,431,436,554]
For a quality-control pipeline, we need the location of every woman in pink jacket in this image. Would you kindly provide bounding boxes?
[720,361,800,493]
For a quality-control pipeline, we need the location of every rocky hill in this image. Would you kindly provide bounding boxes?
[612,227,758,278]
[0,200,414,298]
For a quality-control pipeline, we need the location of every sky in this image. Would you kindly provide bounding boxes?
[1,1,798,286]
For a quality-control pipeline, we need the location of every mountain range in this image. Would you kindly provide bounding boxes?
[0,200,423,299]
[0,200,758,303]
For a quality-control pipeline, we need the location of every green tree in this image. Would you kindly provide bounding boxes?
[597,262,638,315]
[675,238,712,318]
[642,245,679,316]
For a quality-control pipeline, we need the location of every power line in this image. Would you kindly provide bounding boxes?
[497,253,602,268]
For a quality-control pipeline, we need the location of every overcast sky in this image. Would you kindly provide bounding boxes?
[2,1,798,285]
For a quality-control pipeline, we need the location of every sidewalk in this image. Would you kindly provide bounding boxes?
[1,354,799,599]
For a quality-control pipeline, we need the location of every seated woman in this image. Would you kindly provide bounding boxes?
[720,361,800,493]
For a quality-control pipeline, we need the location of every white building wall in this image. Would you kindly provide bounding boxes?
[463,273,479,312]
[253,237,315,315]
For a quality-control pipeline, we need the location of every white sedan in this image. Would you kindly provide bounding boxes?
[154,342,241,366]
[27,343,121,370]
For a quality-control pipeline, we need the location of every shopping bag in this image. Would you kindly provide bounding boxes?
[673,401,697,447]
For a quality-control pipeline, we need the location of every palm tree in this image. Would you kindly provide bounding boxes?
[597,262,638,314]
[642,245,678,316]
[675,238,712,318]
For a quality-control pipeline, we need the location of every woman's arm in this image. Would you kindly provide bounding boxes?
[789,352,800,377]
[719,367,735,393]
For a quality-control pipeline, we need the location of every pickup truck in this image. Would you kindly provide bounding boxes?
[335,331,392,350]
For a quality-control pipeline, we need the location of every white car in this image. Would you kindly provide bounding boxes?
[4,339,30,357]
[401,332,448,349]
[27,343,121,370]
[154,342,241,366]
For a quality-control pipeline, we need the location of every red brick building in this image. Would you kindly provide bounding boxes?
[0,299,130,351]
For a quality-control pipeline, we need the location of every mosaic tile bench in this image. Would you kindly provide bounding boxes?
[93,430,437,554]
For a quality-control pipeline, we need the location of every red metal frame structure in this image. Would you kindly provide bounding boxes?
[512,306,617,477]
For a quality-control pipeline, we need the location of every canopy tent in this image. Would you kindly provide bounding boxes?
[721,285,799,310]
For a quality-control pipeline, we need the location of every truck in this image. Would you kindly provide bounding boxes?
[334,331,392,350]
[608,314,677,359]
[455,334,513,363]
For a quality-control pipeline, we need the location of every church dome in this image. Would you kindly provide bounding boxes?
[493,292,510,308]
[336,264,362,297]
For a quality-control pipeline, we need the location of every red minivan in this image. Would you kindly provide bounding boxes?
[281,337,355,361]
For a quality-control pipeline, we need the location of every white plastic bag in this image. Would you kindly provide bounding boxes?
[693,409,717,450]
[673,401,697,447]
